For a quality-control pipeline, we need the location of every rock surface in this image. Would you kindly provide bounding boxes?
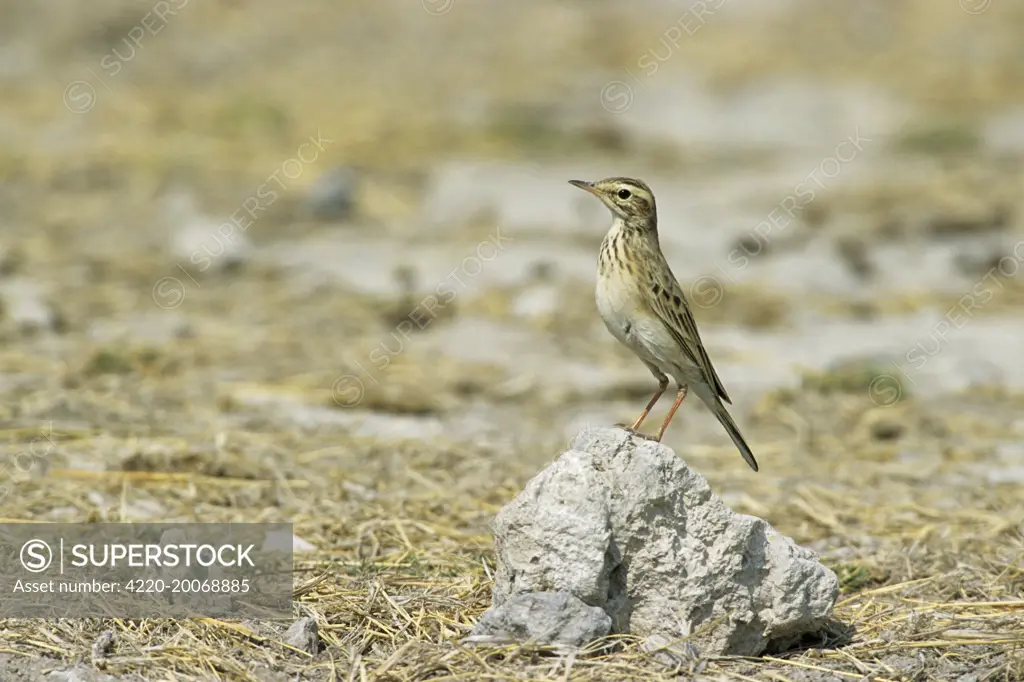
[467,591,611,647]
[478,427,839,656]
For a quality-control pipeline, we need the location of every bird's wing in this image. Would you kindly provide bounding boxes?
[644,268,732,404]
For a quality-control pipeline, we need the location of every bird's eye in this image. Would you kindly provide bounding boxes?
[617,189,632,200]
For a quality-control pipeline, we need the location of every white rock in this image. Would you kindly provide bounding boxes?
[483,427,839,656]
[468,591,611,648]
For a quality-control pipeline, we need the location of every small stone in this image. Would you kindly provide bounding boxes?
[484,427,840,656]
[468,591,611,648]
[302,166,358,221]
[284,616,319,655]
[91,630,116,660]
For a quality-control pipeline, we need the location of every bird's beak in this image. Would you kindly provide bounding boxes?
[568,179,601,197]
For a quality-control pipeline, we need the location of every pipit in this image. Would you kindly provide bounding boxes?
[569,176,759,472]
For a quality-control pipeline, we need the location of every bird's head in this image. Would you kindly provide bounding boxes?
[568,176,656,222]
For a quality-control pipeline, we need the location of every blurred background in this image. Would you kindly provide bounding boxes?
[0,0,1023,676]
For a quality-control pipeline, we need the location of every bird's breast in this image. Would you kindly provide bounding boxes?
[595,269,645,343]
[596,268,690,377]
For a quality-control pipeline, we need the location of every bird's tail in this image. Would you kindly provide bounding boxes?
[705,393,759,472]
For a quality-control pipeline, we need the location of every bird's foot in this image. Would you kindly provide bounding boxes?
[614,423,659,441]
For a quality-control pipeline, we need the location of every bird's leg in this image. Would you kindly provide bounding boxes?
[652,385,688,442]
[617,374,668,435]
[630,378,669,431]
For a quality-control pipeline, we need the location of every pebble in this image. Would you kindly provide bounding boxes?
[302,165,359,221]
[284,616,319,655]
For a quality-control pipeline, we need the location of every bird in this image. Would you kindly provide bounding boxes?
[568,176,759,472]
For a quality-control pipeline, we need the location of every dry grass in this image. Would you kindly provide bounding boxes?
[0,386,1021,680]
